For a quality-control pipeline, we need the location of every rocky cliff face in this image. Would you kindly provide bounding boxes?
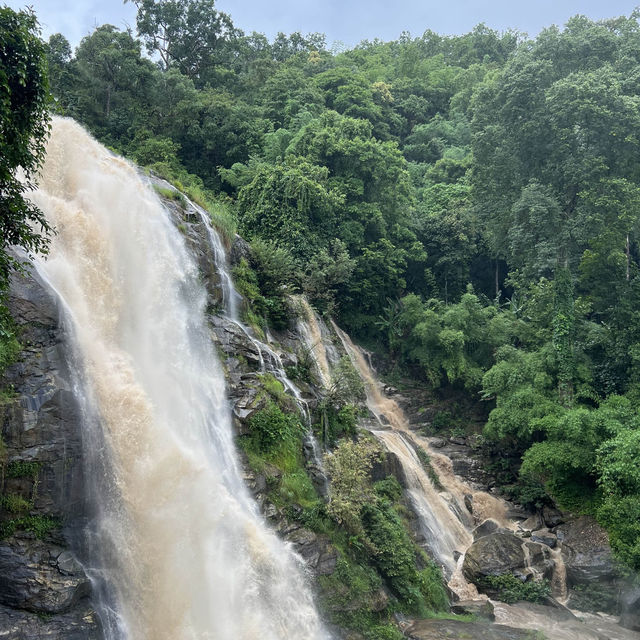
[0,269,100,638]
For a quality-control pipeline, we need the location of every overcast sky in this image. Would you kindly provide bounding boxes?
[5,0,640,49]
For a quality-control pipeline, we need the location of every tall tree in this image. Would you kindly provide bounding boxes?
[0,7,51,286]
[128,0,238,80]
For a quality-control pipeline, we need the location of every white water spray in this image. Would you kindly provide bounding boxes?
[30,118,329,640]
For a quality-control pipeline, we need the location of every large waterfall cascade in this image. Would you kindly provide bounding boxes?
[29,117,330,640]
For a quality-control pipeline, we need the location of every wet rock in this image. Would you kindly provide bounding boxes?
[231,386,267,433]
[542,505,564,528]
[557,516,617,585]
[517,541,554,581]
[406,618,541,639]
[263,502,278,519]
[0,539,90,614]
[1,269,97,630]
[531,529,557,548]
[280,524,338,577]
[520,514,543,532]
[464,493,473,513]
[506,601,579,622]
[463,532,553,588]
[450,599,495,620]
[620,587,640,631]
[448,435,467,446]
[229,235,251,266]
[0,602,101,639]
[371,451,407,487]
[505,506,530,521]
[429,440,491,487]
[472,519,500,540]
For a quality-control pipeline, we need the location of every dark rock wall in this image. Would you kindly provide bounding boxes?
[0,270,100,638]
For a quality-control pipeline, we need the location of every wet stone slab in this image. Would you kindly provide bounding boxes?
[406,618,544,639]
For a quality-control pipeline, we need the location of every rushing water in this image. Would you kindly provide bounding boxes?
[29,117,329,640]
[294,296,333,389]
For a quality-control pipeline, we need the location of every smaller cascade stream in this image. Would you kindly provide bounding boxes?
[293,295,334,389]
[290,295,337,494]
[156,179,312,423]
[177,193,329,486]
[327,322,639,639]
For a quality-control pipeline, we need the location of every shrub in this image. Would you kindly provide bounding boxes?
[6,460,41,479]
[1,493,30,514]
[247,402,303,454]
[480,574,551,604]
[325,439,381,535]
[0,303,20,373]
[361,500,447,613]
[0,515,58,539]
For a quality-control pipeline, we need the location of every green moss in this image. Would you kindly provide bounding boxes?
[319,557,404,640]
[278,470,318,508]
[0,385,17,404]
[415,448,444,491]
[147,164,237,242]
[6,460,41,479]
[374,477,403,502]
[152,184,186,205]
[0,303,20,373]
[0,515,58,539]
[245,402,304,456]
[1,493,30,514]
[259,373,288,405]
[361,499,448,614]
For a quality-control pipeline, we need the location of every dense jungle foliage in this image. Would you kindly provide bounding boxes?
[4,1,640,574]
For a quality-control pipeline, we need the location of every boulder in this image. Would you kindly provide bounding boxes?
[371,451,408,487]
[450,599,495,620]
[406,618,543,639]
[520,514,544,532]
[279,523,338,577]
[230,235,251,266]
[557,516,617,586]
[542,505,564,528]
[463,532,553,587]
[531,529,557,548]
[0,539,91,614]
[472,519,500,540]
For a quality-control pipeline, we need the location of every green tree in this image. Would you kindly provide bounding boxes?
[128,0,238,80]
[0,7,52,287]
[237,158,343,261]
[72,25,157,143]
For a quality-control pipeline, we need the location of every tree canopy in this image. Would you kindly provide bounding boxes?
[0,7,51,287]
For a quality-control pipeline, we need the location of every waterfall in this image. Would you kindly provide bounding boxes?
[293,295,333,389]
[331,322,507,589]
[29,117,329,640]
[329,328,640,639]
